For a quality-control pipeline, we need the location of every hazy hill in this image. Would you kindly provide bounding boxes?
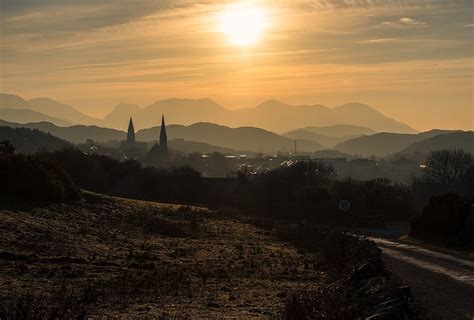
[0,93,96,127]
[0,120,125,143]
[283,125,376,147]
[283,130,339,147]
[299,125,376,137]
[2,93,416,134]
[0,109,72,127]
[0,126,70,153]
[111,99,231,130]
[232,100,415,133]
[137,122,324,153]
[399,132,474,156]
[102,103,142,128]
[0,120,323,153]
[0,93,32,110]
[99,97,415,134]
[28,97,99,125]
[334,129,462,157]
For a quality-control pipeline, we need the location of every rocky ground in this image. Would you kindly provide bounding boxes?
[0,192,324,319]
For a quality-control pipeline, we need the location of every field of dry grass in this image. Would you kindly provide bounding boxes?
[0,192,324,319]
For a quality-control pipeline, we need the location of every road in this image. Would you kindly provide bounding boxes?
[371,237,474,319]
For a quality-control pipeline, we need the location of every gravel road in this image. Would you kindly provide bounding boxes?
[371,237,474,320]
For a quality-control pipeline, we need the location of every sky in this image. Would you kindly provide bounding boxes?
[0,0,473,131]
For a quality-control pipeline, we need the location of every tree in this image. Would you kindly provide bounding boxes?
[0,140,15,154]
[423,149,472,187]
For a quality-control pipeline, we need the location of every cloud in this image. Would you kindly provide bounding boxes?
[382,17,428,27]
[399,17,428,26]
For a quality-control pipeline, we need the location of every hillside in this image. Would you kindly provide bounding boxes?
[137,122,324,153]
[0,126,70,153]
[0,120,125,143]
[0,120,319,154]
[0,192,320,318]
[106,98,231,130]
[102,103,142,128]
[400,132,474,156]
[0,93,31,110]
[298,125,376,137]
[28,97,99,125]
[333,130,462,157]
[232,100,415,133]
[0,93,96,126]
[0,109,72,127]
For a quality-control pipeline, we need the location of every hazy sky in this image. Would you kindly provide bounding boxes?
[0,0,473,130]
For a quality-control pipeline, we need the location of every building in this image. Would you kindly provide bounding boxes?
[127,117,136,144]
[119,116,147,160]
[145,115,169,165]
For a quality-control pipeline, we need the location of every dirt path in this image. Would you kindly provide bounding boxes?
[371,237,474,320]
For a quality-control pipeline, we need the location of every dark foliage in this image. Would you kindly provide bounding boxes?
[412,149,473,203]
[0,140,15,154]
[0,126,70,154]
[410,193,474,249]
[331,178,416,221]
[35,149,416,222]
[277,222,415,320]
[43,147,202,204]
[0,146,79,202]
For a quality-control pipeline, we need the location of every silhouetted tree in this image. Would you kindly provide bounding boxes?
[0,140,15,154]
[424,149,472,187]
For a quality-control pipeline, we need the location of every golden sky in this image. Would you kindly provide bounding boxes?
[0,0,473,130]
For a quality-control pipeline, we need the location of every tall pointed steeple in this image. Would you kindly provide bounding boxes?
[159,115,168,150]
[127,117,136,143]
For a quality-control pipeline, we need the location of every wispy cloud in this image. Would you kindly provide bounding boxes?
[382,17,429,27]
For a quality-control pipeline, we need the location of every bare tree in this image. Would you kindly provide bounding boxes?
[423,149,472,187]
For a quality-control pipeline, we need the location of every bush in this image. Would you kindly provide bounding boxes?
[412,149,473,203]
[409,193,474,248]
[42,147,202,204]
[0,150,80,202]
[331,178,416,221]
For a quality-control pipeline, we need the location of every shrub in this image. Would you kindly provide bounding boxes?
[42,147,202,204]
[0,150,80,202]
[331,178,416,221]
[409,193,474,248]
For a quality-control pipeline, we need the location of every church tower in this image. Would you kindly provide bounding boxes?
[159,115,168,157]
[127,117,136,144]
[144,115,169,166]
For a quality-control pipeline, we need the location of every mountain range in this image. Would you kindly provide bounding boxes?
[2,119,471,158]
[0,120,323,154]
[0,93,416,134]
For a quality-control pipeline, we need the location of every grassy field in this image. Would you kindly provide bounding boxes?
[0,192,324,319]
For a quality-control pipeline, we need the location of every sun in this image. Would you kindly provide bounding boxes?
[218,3,268,47]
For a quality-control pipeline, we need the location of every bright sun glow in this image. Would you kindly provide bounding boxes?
[218,3,268,46]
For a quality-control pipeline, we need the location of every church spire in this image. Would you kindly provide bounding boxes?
[127,117,135,143]
[158,115,169,160]
[160,115,168,150]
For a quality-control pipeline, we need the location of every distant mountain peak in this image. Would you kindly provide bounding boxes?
[258,99,290,108]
